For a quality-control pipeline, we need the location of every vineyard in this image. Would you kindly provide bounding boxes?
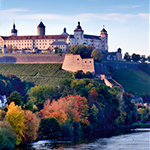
[0,63,72,86]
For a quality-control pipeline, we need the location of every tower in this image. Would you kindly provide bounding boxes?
[74,22,84,45]
[100,27,108,51]
[37,21,46,35]
[11,22,17,36]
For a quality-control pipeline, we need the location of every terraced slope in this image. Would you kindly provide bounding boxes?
[112,69,150,96]
[0,63,72,86]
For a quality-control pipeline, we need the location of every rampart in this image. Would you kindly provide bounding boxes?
[62,54,95,74]
[0,54,65,63]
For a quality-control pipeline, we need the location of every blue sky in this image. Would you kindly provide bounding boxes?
[0,0,149,56]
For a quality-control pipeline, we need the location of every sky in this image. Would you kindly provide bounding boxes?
[0,0,149,56]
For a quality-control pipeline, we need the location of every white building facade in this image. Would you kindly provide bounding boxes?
[0,21,108,53]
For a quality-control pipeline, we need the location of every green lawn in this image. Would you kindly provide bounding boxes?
[112,69,150,96]
[0,63,72,86]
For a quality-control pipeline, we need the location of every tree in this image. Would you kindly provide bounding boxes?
[28,85,57,110]
[0,121,16,150]
[38,117,61,139]
[40,95,89,125]
[147,55,150,62]
[124,52,130,61]
[131,53,141,62]
[54,47,62,54]
[68,45,94,58]
[6,102,25,145]
[140,55,147,63]
[91,49,103,61]
[7,91,23,106]
[22,110,40,144]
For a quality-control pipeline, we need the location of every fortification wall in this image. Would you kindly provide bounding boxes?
[62,54,95,74]
[0,54,65,63]
[95,61,139,75]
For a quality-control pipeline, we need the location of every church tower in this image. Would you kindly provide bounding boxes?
[74,22,84,45]
[11,22,17,36]
[37,21,46,35]
[100,27,108,51]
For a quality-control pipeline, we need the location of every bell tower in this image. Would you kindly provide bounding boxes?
[74,22,84,45]
[11,20,18,36]
[100,26,108,51]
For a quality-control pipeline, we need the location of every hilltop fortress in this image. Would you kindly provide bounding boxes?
[0,21,124,75]
[0,21,108,53]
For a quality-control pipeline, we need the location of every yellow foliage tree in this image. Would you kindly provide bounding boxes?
[6,102,25,145]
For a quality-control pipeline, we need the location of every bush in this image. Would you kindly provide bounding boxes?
[38,117,61,139]
[61,121,73,137]
[0,121,16,150]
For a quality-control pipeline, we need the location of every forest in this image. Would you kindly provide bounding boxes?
[0,75,149,149]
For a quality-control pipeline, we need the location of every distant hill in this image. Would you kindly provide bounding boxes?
[111,69,150,96]
[0,63,72,86]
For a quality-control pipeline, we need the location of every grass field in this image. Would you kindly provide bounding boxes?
[112,69,150,96]
[0,63,72,86]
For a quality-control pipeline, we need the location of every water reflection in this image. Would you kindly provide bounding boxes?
[16,131,150,150]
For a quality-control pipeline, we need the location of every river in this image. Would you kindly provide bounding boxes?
[16,130,150,150]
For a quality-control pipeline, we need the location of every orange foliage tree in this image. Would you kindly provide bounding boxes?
[22,110,40,144]
[40,95,89,125]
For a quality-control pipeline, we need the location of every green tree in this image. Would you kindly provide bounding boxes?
[124,52,131,61]
[68,45,94,58]
[131,53,141,62]
[91,49,103,61]
[7,91,23,106]
[38,117,61,139]
[28,85,57,110]
[0,121,16,150]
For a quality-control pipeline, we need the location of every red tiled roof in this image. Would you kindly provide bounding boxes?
[1,34,69,41]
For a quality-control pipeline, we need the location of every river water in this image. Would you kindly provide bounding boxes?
[17,130,150,150]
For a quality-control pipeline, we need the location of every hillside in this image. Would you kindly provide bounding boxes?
[0,63,72,86]
[112,69,150,96]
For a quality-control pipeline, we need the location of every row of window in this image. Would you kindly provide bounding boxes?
[5,39,55,43]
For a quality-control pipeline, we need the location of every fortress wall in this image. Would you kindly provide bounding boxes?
[0,54,65,63]
[62,54,95,74]
[95,61,139,75]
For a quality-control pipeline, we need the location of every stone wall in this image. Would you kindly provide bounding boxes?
[0,54,65,63]
[62,54,95,74]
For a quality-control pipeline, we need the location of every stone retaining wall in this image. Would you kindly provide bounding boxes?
[0,54,65,63]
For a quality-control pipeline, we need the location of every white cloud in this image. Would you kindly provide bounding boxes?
[1,8,149,22]
[108,5,142,10]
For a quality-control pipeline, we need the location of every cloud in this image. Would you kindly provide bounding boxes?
[108,5,142,10]
[2,8,29,13]
[1,8,149,22]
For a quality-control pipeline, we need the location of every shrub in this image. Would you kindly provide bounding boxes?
[0,121,16,150]
[38,117,61,139]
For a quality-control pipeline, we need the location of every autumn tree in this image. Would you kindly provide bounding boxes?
[22,110,40,144]
[40,95,89,125]
[5,102,25,145]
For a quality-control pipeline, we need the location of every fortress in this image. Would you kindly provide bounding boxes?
[0,21,108,53]
[0,21,123,75]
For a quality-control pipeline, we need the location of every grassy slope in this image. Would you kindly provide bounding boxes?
[0,63,72,86]
[112,69,150,96]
